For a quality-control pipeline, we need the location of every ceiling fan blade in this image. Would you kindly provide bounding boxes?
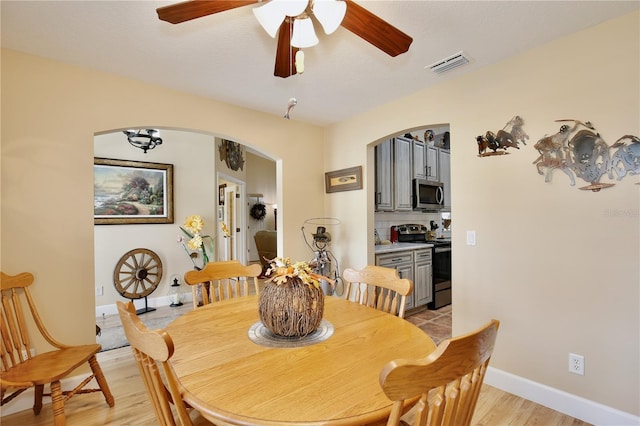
[340,0,413,57]
[157,0,255,24]
[274,18,299,78]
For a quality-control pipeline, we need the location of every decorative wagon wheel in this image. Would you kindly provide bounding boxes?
[113,248,163,313]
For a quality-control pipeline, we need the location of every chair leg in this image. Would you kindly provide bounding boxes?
[50,380,66,426]
[89,355,115,407]
[33,384,44,415]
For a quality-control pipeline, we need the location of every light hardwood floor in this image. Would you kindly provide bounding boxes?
[3,302,590,425]
[2,344,591,426]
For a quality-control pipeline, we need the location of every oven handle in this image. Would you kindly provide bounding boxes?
[434,247,451,253]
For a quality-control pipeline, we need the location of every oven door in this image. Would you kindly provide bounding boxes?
[433,246,451,285]
[429,245,451,309]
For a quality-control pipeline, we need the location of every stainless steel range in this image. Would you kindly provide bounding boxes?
[396,224,451,310]
[427,239,451,310]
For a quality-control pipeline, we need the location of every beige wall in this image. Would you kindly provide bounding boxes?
[324,11,639,416]
[1,9,638,421]
[1,49,324,348]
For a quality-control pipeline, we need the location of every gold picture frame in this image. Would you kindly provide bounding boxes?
[94,158,174,225]
[325,166,363,193]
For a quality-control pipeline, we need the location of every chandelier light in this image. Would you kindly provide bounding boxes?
[123,129,163,153]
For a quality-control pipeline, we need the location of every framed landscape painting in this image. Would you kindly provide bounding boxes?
[94,158,174,225]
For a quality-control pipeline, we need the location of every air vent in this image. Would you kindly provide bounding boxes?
[427,51,470,74]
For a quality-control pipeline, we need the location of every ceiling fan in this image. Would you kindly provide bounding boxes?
[156,0,413,78]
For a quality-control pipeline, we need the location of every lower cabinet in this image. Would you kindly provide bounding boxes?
[375,248,433,311]
[413,249,433,306]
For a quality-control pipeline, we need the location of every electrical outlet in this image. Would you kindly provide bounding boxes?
[21,348,36,358]
[569,353,585,375]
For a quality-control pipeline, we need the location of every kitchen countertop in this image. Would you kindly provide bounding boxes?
[375,242,434,254]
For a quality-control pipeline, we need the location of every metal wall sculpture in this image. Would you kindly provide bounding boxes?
[477,115,529,156]
[475,116,639,192]
[533,119,640,191]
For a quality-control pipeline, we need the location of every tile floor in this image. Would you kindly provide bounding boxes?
[405,304,452,345]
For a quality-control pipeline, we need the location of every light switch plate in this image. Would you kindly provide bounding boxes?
[466,231,476,246]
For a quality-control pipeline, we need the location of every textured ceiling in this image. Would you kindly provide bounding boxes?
[2,1,638,126]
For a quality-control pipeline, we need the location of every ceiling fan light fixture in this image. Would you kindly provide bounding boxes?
[253,1,287,38]
[281,0,309,17]
[291,17,319,48]
[312,0,346,35]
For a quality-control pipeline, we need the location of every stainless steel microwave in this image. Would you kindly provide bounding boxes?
[412,178,444,210]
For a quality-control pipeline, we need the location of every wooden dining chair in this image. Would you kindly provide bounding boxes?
[183,260,261,309]
[379,319,500,426]
[0,271,115,425]
[342,265,413,318]
[117,301,209,426]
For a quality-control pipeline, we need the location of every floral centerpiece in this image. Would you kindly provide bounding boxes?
[178,215,214,270]
[259,257,333,338]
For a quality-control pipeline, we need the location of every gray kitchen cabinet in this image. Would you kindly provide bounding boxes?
[426,145,439,181]
[375,251,415,310]
[412,139,426,180]
[393,137,413,211]
[376,247,433,310]
[375,134,449,212]
[396,262,415,309]
[375,139,393,211]
[439,149,451,209]
[414,249,433,306]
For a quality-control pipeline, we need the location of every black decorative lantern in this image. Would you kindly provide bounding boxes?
[167,277,184,307]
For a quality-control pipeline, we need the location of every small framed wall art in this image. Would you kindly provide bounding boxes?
[219,184,227,206]
[94,158,174,225]
[325,166,363,193]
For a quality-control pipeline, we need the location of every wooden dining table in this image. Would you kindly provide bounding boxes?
[166,294,436,426]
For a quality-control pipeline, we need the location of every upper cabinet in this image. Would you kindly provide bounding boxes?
[375,139,393,211]
[426,145,439,181]
[375,137,413,212]
[375,128,450,212]
[412,139,426,180]
[393,137,413,211]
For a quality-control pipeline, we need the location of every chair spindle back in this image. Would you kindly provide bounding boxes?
[380,319,500,426]
[343,265,413,318]
[183,260,261,308]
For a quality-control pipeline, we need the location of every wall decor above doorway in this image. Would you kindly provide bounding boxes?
[219,139,245,171]
[94,158,174,225]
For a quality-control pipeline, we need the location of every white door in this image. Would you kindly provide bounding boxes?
[219,178,246,263]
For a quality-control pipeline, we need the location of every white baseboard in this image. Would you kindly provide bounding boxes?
[485,367,640,426]
[95,293,193,317]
